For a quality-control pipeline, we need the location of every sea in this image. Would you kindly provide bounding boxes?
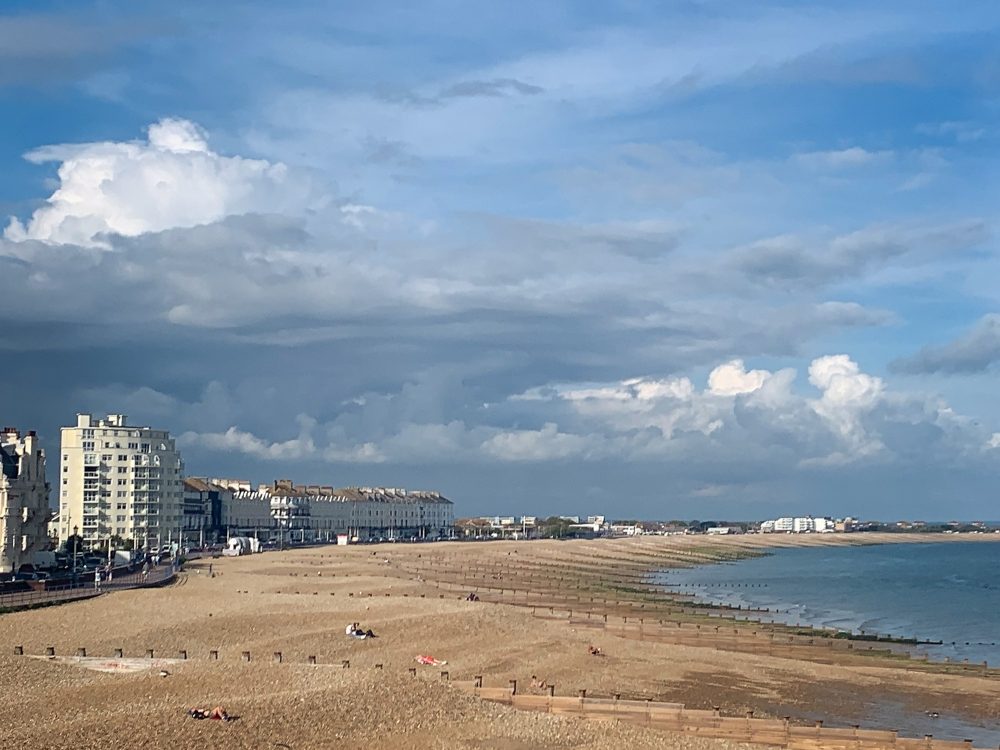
[653,540,1000,744]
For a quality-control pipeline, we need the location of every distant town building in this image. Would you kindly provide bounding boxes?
[759,516,835,534]
[184,478,454,543]
[0,427,51,573]
[59,414,184,550]
[182,477,233,545]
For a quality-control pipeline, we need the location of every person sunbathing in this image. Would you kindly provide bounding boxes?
[188,706,233,721]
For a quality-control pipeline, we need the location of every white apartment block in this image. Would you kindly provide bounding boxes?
[59,414,183,550]
[0,427,51,573]
[759,516,835,534]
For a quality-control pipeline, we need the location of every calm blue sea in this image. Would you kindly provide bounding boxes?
[655,541,1000,665]
[654,541,1000,744]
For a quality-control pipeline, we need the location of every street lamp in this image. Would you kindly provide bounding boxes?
[71,525,79,581]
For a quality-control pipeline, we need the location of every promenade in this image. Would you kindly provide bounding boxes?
[0,564,177,611]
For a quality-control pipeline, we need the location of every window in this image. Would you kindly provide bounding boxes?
[62,479,67,485]
[118,454,127,461]
[140,443,150,453]
[101,454,112,461]
[128,442,138,450]
[61,491,67,498]
[117,479,126,486]
[82,429,94,438]
[82,441,94,451]
[63,466,68,473]
[117,467,126,474]
[117,503,126,509]
[62,454,68,461]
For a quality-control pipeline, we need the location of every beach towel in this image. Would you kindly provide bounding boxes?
[415,654,447,666]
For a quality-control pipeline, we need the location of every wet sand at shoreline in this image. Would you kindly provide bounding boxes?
[1,533,997,749]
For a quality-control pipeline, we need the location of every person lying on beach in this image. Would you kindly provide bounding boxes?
[188,706,233,721]
[588,645,603,656]
[345,622,360,636]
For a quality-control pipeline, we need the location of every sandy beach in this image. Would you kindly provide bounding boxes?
[1,533,998,750]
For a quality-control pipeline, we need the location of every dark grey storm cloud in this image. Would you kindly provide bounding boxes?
[3,103,999,519]
[730,221,989,289]
[891,314,1000,374]
[0,13,161,87]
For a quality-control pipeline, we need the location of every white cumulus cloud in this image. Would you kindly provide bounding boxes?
[5,118,318,247]
[707,359,771,396]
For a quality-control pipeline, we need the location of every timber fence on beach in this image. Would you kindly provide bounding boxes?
[453,679,987,750]
[388,557,997,676]
[9,645,992,750]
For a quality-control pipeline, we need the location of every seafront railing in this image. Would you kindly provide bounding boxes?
[0,565,177,611]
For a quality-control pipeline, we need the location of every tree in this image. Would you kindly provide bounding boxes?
[63,533,84,556]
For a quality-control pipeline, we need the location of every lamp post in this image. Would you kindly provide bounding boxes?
[71,524,79,582]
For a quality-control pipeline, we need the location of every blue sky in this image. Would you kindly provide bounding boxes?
[2,1,1000,520]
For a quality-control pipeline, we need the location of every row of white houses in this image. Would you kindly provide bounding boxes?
[183,478,455,544]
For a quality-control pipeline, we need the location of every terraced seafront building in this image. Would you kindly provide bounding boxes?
[182,478,455,543]
[0,427,51,573]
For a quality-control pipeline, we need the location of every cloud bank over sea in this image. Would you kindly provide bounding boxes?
[2,1,1000,518]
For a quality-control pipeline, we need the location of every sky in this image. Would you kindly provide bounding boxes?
[2,1,1000,521]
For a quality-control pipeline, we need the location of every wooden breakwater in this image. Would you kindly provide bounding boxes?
[453,680,987,750]
[12,646,989,750]
[390,556,996,677]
